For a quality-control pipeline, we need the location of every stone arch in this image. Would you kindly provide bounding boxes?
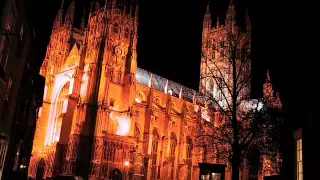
[35,158,45,180]
[109,168,122,180]
[152,127,160,140]
[46,75,72,145]
[154,97,162,106]
[135,91,145,103]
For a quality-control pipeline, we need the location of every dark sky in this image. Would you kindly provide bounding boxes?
[30,0,320,121]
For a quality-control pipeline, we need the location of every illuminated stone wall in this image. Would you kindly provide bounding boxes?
[28,0,281,180]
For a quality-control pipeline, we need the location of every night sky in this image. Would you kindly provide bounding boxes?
[30,0,320,122]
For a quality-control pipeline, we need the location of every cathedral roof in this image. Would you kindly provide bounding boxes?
[136,68,204,103]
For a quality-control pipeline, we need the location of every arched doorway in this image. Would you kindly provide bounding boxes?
[109,168,122,180]
[36,159,45,180]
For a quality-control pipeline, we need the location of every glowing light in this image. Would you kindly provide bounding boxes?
[110,112,131,136]
[124,161,130,166]
[135,98,142,103]
[201,109,210,122]
[168,89,173,95]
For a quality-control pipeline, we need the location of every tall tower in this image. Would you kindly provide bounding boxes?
[200,0,251,107]
[29,0,139,179]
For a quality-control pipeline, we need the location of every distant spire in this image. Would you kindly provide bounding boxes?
[95,0,100,11]
[64,0,75,26]
[203,0,211,28]
[164,80,168,94]
[112,0,116,9]
[206,1,210,14]
[129,3,133,16]
[123,0,127,15]
[53,0,64,30]
[226,0,236,27]
[179,86,184,99]
[193,92,197,104]
[216,17,220,27]
[148,74,154,88]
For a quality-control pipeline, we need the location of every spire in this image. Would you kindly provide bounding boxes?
[64,0,75,26]
[129,3,133,16]
[148,74,154,88]
[164,80,168,94]
[203,0,211,29]
[53,0,64,30]
[179,86,184,99]
[216,17,220,27]
[95,0,100,12]
[112,0,116,9]
[80,7,86,31]
[125,29,135,73]
[226,0,236,27]
[123,2,127,15]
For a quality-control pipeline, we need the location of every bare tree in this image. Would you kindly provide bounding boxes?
[196,23,282,180]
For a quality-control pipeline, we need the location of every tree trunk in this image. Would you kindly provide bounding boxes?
[231,44,240,180]
[231,144,241,180]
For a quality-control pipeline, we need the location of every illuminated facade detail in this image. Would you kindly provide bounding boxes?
[28,0,282,180]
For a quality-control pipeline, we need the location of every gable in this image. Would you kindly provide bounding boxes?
[63,43,81,70]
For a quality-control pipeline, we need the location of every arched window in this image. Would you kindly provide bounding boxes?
[170,132,177,179]
[186,137,193,180]
[186,137,193,159]
[151,129,159,178]
[134,124,141,142]
[170,132,177,156]
[113,23,119,33]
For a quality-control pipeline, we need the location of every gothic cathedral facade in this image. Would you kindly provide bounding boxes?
[28,0,281,180]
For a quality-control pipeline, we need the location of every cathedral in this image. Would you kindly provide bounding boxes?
[28,0,281,180]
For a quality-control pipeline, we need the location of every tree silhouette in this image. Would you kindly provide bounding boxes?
[195,25,283,180]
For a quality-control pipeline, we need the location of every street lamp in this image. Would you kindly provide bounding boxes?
[124,161,130,167]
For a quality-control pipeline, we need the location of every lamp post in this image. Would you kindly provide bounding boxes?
[124,148,136,180]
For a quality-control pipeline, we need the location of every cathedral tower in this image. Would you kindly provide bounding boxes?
[29,0,139,178]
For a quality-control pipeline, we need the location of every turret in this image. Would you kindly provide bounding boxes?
[64,0,75,26]
[225,0,236,29]
[203,2,212,30]
[125,27,135,74]
[53,0,64,30]
[95,0,100,12]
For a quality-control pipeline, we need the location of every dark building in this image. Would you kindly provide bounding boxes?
[0,0,45,179]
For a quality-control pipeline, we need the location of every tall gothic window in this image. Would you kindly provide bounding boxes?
[151,129,159,178]
[186,137,193,159]
[170,132,177,179]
